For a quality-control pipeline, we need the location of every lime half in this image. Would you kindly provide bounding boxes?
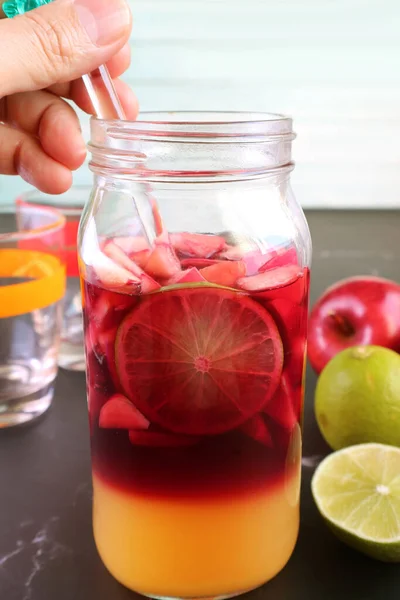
[312,443,400,562]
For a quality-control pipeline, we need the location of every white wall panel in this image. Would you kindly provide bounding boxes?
[1,0,399,208]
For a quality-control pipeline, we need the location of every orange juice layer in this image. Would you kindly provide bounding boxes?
[93,474,300,598]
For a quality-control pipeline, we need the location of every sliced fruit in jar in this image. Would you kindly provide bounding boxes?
[200,260,246,287]
[237,265,302,292]
[219,246,274,276]
[181,257,221,269]
[129,430,200,447]
[99,394,150,430]
[112,237,151,269]
[92,252,140,292]
[140,273,162,293]
[259,247,298,271]
[170,233,226,258]
[144,233,181,279]
[93,244,160,294]
[116,287,283,435]
[130,249,151,269]
[113,236,150,254]
[87,319,125,391]
[264,374,298,429]
[241,414,273,447]
[168,267,206,285]
[103,240,143,277]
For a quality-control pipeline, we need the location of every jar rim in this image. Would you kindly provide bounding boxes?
[89,111,295,180]
[91,111,294,140]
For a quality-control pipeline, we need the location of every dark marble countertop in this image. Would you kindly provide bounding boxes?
[1,210,400,600]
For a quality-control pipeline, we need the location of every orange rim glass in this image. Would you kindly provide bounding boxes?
[0,204,66,318]
[16,187,88,277]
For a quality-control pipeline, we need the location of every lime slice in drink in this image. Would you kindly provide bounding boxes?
[115,286,283,436]
[312,443,400,562]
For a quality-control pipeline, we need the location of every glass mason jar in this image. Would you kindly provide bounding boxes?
[79,112,312,599]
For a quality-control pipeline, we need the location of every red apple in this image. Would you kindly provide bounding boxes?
[308,276,400,373]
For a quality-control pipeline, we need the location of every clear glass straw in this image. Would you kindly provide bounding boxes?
[83,66,126,120]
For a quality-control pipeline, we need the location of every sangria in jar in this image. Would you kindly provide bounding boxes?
[79,112,311,599]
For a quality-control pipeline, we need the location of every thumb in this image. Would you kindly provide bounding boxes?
[0,0,132,97]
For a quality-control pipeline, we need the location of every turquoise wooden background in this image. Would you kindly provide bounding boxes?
[1,0,399,208]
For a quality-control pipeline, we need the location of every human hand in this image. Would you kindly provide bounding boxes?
[0,0,137,193]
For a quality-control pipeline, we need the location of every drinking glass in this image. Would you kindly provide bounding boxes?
[79,112,311,598]
[0,203,66,427]
[18,187,88,371]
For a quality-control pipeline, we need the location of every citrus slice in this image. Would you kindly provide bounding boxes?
[13,258,54,278]
[312,443,400,562]
[0,249,65,318]
[115,287,283,435]
[99,394,150,430]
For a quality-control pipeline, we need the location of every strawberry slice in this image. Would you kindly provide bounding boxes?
[170,233,226,258]
[144,232,181,279]
[129,430,200,448]
[237,265,302,292]
[168,267,206,285]
[264,375,298,429]
[100,394,150,430]
[200,260,246,287]
[181,258,221,269]
[241,415,273,447]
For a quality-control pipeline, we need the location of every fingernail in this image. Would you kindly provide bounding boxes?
[74,0,131,46]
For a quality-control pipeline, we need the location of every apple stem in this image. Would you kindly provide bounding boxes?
[328,312,355,337]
